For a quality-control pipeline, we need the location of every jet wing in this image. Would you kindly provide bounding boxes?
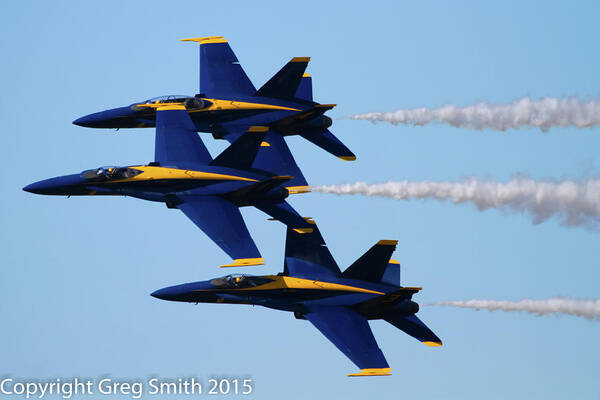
[384,314,443,347]
[305,306,391,376]
[182,36,256,98]
[154,107,213,168]
[177,196,263,268]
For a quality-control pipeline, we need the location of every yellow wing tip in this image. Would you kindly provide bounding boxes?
[181,36,227,44]
[302,73,311,78]
[291,57,311,62]
[347,368,392,377]
[423,341,443,347]
[338,156,356,161]
[219,258,264,268]
[377,239,398,246]
[388,259,400,264]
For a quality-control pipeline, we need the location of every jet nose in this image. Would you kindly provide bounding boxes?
[72,114,96,127]
[151,287,173,300]
[73,106,140,128]
[151,281,213,302]
[23,174,84,195]
[23,179,55,195]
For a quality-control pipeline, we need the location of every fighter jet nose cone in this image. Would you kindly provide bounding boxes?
[73,115,92,127]
[23,181,47,194]
[73,107,142,129]
[151,288,171,300]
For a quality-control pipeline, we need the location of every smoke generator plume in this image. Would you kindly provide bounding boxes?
[428,297,600,321]
[312,177,600,229]
[348,97,600,131]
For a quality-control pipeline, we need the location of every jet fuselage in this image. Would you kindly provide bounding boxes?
[152,274,421,318]
[73,96,333,137]
[23,165,288,206]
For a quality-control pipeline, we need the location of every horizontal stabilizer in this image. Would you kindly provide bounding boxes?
[210,126,268,169]
[300,129,356,161]
[254,57,310,100]
[254,201,312,231]
[342,240,398,283]
[384,314,442,347]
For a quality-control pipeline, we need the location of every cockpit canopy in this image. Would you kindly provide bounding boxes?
[142,95,191,104]
[81,166,142,182]
[134,95,209,110]
[210,274,274,289]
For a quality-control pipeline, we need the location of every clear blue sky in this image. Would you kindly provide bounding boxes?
[1,1,599,399]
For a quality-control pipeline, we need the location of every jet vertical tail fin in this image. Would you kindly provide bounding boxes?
[182,36,256,98]
[210,126,268,169]
[381,259,401,287]
[151,105,213,167]
[282,218,341,279]
[254,57,310,100]
[341,240,399,284]
[294,73,313,101]
[251,131,309,191]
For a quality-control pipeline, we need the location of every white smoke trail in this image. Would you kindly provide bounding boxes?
[428,297,600,321]
[348,97,600,131]
[312,177,600,228]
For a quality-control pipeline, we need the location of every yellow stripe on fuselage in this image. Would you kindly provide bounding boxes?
[198,275,385,295]
[104,166,259,183]
[189,98,301,113]
[135,99,301,114]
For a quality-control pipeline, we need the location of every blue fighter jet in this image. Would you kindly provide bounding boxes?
[152,220,442,376]
[23,105,313,267]
[73,36,355,162]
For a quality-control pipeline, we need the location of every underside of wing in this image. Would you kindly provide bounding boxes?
[305,306,391,377]
[182,36,256,98]
[177,196,263,268]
